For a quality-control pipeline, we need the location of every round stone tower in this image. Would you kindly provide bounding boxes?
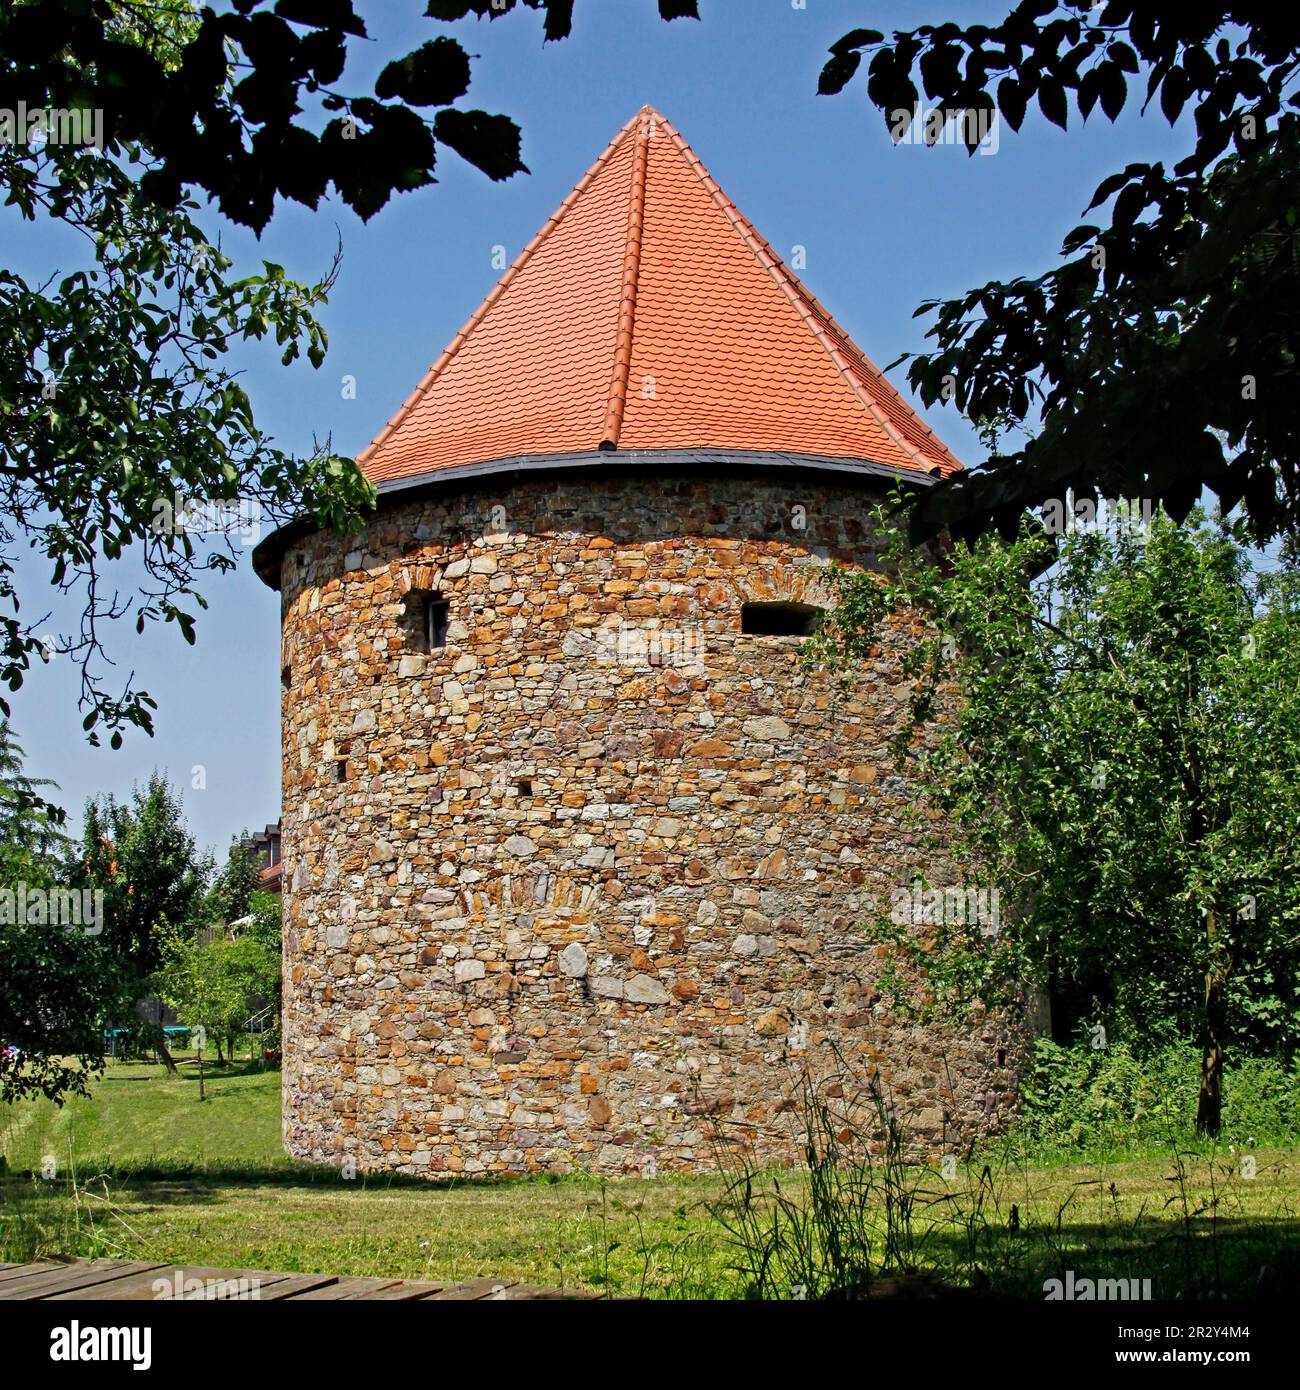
[255,108,1021,1177]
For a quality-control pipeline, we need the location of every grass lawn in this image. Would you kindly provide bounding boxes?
[3,1059,1300,1297]
[1,1058,286,1174]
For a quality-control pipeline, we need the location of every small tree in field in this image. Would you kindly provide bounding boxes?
[218,934,280,1061]
[0,723,132,1104]
[76,774,210,1069]
[155,930,237,1099]
[812,504,1300,1137]
[156,928,279,1086]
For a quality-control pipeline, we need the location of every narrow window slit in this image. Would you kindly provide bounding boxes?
[741,602,823,637]
[425,597,449,650]
[403,589,449,654]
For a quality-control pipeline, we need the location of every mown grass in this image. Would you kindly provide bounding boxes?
[1,1058,286,1175]
[0,1060,725,1293]
[3,1059,1299,1297]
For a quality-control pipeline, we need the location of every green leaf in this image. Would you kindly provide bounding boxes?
[818,50,861,96]
[997,76,1027,131]
[274,0,367,37]
[1109,40,1138,73]
[830,28,884,57]
[542,0,574,41]
[1038,76,1067,130]
[375,38,471,108]
[433,108,526,181]
[1099,61,1127,121]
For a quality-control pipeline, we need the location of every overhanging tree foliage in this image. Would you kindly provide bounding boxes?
[812,507,1300,1137]
[2,0,699,231]
[1,0,697,743]
[2,141,376,742]
[0,903,132,1105]
[820,4,1300,546]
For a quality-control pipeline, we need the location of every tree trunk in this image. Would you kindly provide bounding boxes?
[1196,909,1227,1138]
[155,997,177,1072]
[1196,1007,1223,1137]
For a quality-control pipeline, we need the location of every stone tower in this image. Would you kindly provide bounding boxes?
[255,107,1019,1178]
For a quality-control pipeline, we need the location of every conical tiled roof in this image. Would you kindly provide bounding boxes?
[358,106,960,485]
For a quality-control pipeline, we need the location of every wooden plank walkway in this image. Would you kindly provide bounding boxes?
[0,1259,597,1301]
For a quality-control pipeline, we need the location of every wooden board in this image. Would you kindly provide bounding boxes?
[251,1273,343,1300]
[346,1279,446,1300]
[427,1277,519,1300]
[492,1283,597,1301]
[44,1269,194,1302]
[0,1259,591,1301]
[52,1267,293,1301]
[283,1277,408,1301]
[0,1260,168,1299]
[0,1261,59,1285]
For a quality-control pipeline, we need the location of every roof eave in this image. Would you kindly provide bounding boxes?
[251,447,941,590]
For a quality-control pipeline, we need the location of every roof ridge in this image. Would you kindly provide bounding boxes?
[768,254,955,467]
[599,108,651,450]
[357,110,644,468]
[655,113,945,476]
[758,235,954,458]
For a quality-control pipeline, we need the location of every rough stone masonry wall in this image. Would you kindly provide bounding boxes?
[276,471,1023,1177]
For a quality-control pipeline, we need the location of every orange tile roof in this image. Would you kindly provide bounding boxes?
[358,106,961,484]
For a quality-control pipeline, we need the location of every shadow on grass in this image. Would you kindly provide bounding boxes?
[97,1060,276,1082]
[5,1160,1300,1298]
[0,1157,621,1192]
[918,1212,1300,1298]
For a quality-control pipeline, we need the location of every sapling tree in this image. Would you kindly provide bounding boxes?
[812,503,1300,1136]
[156,928,279,1086]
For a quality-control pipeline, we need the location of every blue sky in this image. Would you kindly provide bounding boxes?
[6,0,1194,858]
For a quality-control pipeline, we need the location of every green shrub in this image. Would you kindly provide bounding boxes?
[1014,1038,1300,1156]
